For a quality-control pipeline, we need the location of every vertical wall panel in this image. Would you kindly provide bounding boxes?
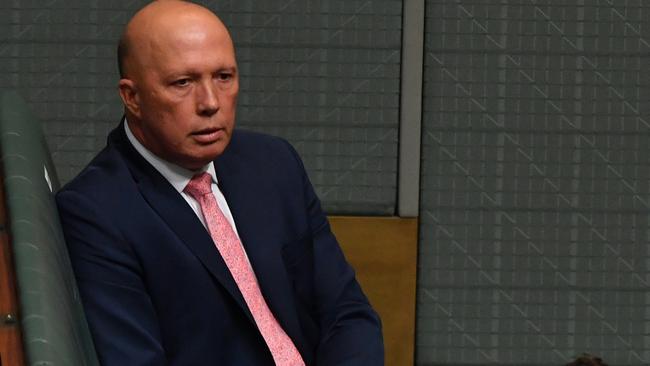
[419,1,650,365]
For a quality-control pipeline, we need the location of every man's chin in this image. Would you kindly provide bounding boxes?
[180,149,227,170]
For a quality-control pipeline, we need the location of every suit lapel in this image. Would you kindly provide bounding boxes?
[215,136,305,348]
[108,124,254,323]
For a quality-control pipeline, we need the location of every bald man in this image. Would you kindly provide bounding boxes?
[56,1,383,365]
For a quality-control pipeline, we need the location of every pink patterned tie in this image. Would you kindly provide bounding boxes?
[184,173,305,366]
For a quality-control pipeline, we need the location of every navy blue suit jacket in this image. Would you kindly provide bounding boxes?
[56,123,383,365]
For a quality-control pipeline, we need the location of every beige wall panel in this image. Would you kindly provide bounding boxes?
[329,216,418,366]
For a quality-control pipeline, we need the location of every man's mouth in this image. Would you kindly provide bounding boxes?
[191,128,224,144]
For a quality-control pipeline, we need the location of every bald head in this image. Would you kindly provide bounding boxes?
[118,1,232,78]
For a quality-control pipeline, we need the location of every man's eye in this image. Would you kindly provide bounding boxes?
[217,73,232,81]
[173,78,191,87]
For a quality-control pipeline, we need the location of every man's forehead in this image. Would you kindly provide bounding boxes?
[136,37,236,78]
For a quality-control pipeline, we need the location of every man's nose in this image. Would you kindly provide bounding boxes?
[196,80,219,116]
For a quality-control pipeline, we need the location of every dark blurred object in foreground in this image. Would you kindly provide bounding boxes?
[566,353,608,366]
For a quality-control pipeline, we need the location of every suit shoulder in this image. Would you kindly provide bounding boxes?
[56,144,133,201]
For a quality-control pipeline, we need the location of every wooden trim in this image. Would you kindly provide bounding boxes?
[0,174,24,366]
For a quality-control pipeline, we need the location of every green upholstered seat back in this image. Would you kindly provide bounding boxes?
[0,91,99,365]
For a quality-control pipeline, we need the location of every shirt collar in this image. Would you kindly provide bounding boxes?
[124,118,218,193]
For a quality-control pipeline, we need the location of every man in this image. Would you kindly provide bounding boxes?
[55,1,383,365]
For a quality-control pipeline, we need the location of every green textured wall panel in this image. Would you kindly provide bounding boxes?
[0,91,98,366]
[418,2,650,365]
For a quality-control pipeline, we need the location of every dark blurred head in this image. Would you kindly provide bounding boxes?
[566,353,608,366]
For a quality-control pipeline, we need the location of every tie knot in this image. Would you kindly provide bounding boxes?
[184,172,213,199]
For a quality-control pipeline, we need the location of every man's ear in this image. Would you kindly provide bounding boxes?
[118,78,141,119]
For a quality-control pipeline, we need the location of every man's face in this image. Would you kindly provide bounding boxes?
[124,19,239,170]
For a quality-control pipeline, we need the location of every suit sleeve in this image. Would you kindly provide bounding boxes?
[56,189,168,366]
[283,141,385,365]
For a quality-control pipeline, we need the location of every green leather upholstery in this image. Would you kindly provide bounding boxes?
[0,91,99,365]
